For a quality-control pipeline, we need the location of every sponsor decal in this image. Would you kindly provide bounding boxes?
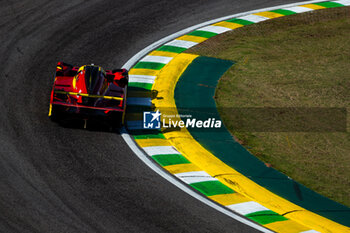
[162,117,222,128]
[143,110,161,129]
[143,110,222,129]
[143,107,347,132]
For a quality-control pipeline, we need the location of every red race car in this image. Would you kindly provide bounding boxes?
[49,62,128,126]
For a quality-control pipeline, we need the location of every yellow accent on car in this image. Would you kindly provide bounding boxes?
[78,66,85,72]
[48,104,52,116]
[54,90,123,101]
[72,77,76,89]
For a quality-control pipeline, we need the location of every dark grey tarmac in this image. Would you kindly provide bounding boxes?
[0,0,304,232]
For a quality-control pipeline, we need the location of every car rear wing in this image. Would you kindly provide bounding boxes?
[54,90,124,101]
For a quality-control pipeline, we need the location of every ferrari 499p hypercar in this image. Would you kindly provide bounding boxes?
[49,62,128,125]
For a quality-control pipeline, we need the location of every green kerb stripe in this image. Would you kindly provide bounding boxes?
[225,18,254,25]
[190,180,235,196]
[270,9,297,15]
[133,133,165,139]
[152,154,190,166]
[157,45,187,53]
[187,30,217,38]
[133,62,165,70]
[314,1,345,8]
[245,210,288,225]
[128,82,153,90]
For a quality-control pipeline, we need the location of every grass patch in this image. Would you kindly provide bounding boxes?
[187,7,350,206]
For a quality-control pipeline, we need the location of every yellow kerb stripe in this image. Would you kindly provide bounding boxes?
[136,138,172,148]
[254,11,284,19]
[264,220,311,233]
[148,50,178,57]
[151,52,349,233]
[129,68,160,76]
[300,4,326,9]
[209,193,250,206]
[176,35,208,43]
[213,21,244,29]
[163,163,201,174]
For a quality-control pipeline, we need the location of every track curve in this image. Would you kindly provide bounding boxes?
[0,0,305,232]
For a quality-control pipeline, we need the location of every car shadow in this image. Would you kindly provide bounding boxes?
[51,117,122,134]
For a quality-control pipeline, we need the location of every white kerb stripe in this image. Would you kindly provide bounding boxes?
[122,1,332,233]
[175,171,218,184]
[334,0,350,5]
[143,146,181,156]
[283,6,314,13]
[237,14,269,23]
[140,55,173,64]
[126,120,143,130]
[121,129,274,233]
[129,75,156,84]
[300,230,321,233]
[165,39,198,48]
[127,97,152,106]
[198,25,231,34]
[226,201,269,215]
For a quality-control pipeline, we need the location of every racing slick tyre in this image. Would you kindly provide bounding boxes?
[49,105,59,122]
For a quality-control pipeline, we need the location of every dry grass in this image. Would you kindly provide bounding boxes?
[188,7,350,206]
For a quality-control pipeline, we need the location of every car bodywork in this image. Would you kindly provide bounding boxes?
[49,62,128,124]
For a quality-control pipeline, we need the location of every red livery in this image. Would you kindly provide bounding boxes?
[49,62,128,125]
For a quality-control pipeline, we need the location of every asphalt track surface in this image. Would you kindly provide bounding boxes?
[0,0,307,232]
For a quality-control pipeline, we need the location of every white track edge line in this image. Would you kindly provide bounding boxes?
[122,0,327,70]
[120,0,333,232]
[120,127,272,233]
